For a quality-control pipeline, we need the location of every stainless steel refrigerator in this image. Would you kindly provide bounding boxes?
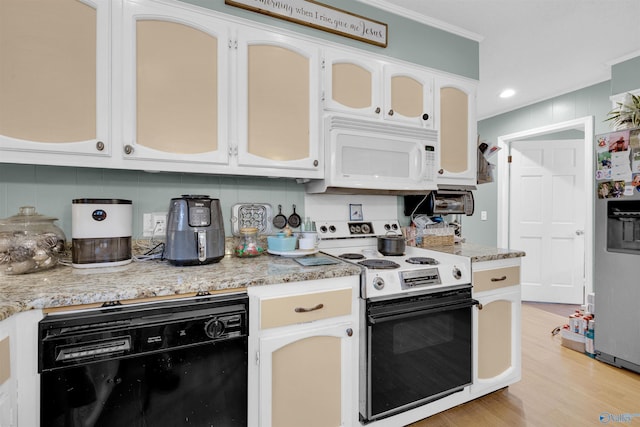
[594,128,640,373]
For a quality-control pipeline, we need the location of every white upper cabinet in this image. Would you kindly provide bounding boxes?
[435,76,478,186]
[323,48,434,128]
[235,28,322,178]
[383,63,434,128]
[0,0,476,183]
[0,0,111,166]
[119,0,230,172]
[322,49,383,118]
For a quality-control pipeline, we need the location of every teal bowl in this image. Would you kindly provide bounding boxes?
[267,235,297,252]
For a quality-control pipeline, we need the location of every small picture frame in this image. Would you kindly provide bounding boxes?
[349,204,363,221]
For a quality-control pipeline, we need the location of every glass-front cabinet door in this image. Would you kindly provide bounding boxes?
[120,0,229,172]
[235,29,322,179]
[435,77,478,186]
[0,0,111,164]
[383,64,434,128]
[323,49,382,118]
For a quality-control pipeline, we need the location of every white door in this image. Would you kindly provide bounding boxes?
[509,139,585,303]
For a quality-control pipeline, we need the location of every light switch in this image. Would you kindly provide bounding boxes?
[481,211,487,221]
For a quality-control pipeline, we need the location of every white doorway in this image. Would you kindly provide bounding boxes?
[510,139,585,303]
[497,117,594,304]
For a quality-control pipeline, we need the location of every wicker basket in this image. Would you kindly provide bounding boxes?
[420,234,455,247]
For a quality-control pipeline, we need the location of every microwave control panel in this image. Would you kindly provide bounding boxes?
[423,145,437,181]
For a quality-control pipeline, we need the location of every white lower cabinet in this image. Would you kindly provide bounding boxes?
[0,315,17,427]
[0,310,42,427]
[471,258,522,398]
[247,277,359,427]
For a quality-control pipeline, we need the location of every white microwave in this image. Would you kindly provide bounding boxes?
[306,116,439,194]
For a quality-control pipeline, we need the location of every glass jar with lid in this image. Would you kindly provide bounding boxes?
[235,227,264,257]
[0,206,67,274]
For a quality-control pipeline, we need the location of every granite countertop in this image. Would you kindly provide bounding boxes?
[425,242,526,263]
[0,252,362,321]
[1,241,524,322]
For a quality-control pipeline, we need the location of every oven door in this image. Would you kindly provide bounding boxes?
[362,287,478,422]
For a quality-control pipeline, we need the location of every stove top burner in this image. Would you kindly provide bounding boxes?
[358,259,400,269]
[405,257,440,265]
[339,253,366,260]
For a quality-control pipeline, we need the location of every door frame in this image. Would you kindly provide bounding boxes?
[496,116,594,301]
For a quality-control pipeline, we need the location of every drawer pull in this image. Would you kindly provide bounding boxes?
[294,303,324,313]
[490,276,507,282]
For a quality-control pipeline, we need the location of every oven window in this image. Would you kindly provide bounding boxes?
[392,313,454,353]
[368,306,472,419]
[41,338,247,427]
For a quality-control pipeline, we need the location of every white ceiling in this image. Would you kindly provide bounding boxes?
[369,0,640,120]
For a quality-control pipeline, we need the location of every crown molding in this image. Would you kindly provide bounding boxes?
[355,0,483,42]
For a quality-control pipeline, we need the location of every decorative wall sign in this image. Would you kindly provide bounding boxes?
[225,0,387,47]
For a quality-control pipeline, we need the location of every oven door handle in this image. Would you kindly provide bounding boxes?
[368,299,480,324]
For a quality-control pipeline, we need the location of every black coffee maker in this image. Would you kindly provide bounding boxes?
[165,195,225,266]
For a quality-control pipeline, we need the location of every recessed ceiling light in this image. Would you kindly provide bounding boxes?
[500,89,516,98]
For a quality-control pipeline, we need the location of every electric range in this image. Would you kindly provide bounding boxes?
[316,219,471,300]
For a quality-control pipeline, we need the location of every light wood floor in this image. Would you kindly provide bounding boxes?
[408,303,640,426]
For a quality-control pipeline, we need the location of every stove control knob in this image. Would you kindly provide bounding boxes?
[391,223,399,230]
[373,277,385,290]
[329,225,337,233]
[361,223,371,234]
[452,267,462,280]
[384,224,390,231]
[319,225,328,233]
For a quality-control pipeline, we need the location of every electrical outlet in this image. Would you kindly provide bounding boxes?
[143,213,154,237]
[143,212,167,237]
[481,211,488,221]
[152,213,167,236]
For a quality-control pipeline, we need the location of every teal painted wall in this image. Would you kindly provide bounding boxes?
[0,164,305,240]
[467,81,615,247]
[182,0,479,79]
[0,1,477,241]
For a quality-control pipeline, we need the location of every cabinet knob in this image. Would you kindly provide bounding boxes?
[124,144,134,155]
[477,303,483,310]
[374,107,381,114]
[438,168,444,175]
[96,141,105,151]
[346,328,353,337]
[313,160,319,167]
[422,113,430,121]
[388,109,394,116]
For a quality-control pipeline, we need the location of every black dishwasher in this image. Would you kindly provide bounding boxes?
[38,293,248,427]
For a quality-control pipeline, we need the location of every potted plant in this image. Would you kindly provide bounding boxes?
[605,92,640,129]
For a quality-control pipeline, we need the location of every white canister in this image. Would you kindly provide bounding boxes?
[72,199,133,268]
[298,232,319,250]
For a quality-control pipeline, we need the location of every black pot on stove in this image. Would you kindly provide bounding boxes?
[377,232,406,256]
